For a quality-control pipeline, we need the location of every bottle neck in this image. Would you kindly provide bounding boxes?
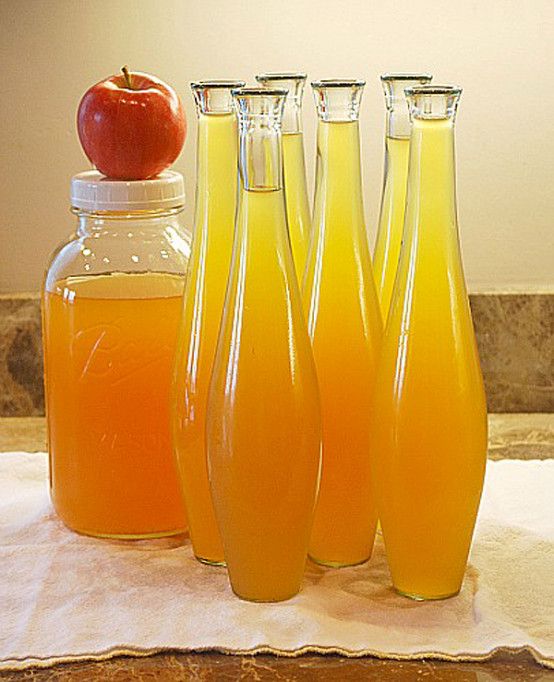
[381,75,433,139]
[281,99,303,134]
[405,116,457,236]
[386,108,411,139]
[315,119,364,212]
[236,94,285,192]
[256,75,306,134]
[311,80,366,225]
[190,82,244,230]
[398,87,465,300]
[232,91,295,285]
[195,111,238,203]
[311,80,364,122]
[404,87,462,234]
[238,118,283,192]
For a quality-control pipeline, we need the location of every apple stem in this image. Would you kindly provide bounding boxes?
[121,65,134,89]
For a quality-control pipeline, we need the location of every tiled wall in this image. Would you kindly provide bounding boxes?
[0,293,552,416]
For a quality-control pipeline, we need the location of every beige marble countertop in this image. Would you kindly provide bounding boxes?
[1,414,552,681]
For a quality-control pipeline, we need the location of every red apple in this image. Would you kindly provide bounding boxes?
[77,67,187,180]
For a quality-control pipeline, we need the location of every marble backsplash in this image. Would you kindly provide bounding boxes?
[0,292,552,417]
[0,296,44,417]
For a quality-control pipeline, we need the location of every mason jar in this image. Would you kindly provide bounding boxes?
[42,171,190,539]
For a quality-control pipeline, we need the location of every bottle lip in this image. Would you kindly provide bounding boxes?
[70,170,186,212]
[381,73,433,82]
[232,87,288,97]
[311,79,365,88]
[191,79,246,90]
[256,72,307,81]
[405,85,462,96]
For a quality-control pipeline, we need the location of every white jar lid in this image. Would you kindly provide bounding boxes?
[70,170,185,211]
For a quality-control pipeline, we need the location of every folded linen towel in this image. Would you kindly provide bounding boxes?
[0,453,552,670]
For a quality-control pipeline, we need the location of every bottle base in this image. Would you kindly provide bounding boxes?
[230,585,301,603]
[394,586,461,601]
[196,555,226,568]
[309,553,370,569]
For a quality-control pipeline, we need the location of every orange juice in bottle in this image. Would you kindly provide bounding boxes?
[373,74,432,322]
[207,88,321,602]
[43,172,190,538]
[172,80,244,565]
[371,87,487,600]
[256,73,311,282]
[303,81,383,568]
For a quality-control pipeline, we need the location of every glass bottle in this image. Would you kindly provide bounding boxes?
[303,80,383,567]
[172,80,244,565]
[373,73,432,322]
[255,72,311,283]
[43,171,190,538]
[371,86,487,600]
[206,88,321,602]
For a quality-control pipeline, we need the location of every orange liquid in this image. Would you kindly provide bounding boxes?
[172,111,237,565]
[207,188,321,602]
[304,120,383,567]
[373,136,410,321]
[371,118,487,599]
[43,272,187,538]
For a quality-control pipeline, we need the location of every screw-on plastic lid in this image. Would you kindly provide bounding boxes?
[70,170,185,212]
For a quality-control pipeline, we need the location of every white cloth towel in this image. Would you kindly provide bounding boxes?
[0,453,552,670]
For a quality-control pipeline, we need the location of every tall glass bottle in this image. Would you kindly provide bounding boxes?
[172,80,244,566]
[303,80,383,567]
[373,73,432,322]
[207,88,321,602]
[256,72,311,282]
[371,86,487,600]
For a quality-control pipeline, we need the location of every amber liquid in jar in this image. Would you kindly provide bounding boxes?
[43,271,187,538]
